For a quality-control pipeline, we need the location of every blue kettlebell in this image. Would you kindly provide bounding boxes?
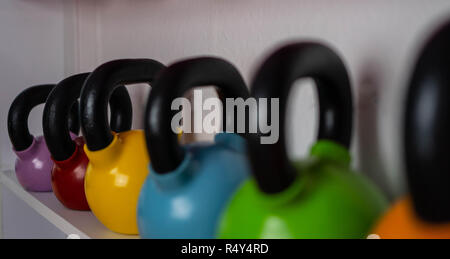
[138,57,251,239]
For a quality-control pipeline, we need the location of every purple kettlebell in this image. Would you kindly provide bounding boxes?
[7,84,80,192]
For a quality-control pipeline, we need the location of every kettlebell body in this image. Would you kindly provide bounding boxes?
[372,197,450,239]
[52,137,89,210]
[138,133,249,238]
[14,136,54,191]
[84,130,148,234]
[16,134,79,192]
[8,84,79,192]
[219,141,386,239]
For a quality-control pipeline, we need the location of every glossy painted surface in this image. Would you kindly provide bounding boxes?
[138,133,250,239]
[84,130,149,234]
[372,197,450,239]
[218,141,388,239]
[14,133,79,192]
[14,136,53,192]
[51,136,90,211]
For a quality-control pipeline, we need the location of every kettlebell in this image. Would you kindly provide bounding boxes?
[43,73,132,211]
[138,57,251,239]
[373,22,450,239]
[218,43,387,239]
[80,59,165,234]
[8,84,79,192]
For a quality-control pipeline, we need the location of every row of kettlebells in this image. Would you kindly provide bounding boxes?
[7,20,450,239]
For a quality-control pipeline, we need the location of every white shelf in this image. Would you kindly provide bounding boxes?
[0,170,139,239]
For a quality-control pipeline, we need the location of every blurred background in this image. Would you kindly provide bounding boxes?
[1,0,450,237]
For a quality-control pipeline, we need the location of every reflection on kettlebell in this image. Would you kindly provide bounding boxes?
[218,43,387,239]
[8,84,79,192]
[80,59,165,234]
[138,57,251,239]
[43,73,132,211]
[373,21,450,239]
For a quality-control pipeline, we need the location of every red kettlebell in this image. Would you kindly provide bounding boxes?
[43,73,132,210]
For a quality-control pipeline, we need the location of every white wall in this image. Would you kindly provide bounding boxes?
[0,0,70,237]
[0,0,68,170]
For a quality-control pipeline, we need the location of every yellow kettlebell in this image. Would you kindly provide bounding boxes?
[80,59,165,234]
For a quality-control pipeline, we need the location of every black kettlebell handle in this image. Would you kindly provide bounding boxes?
[80,59,165,151]
[404,22,450,223]
[8,84,80,152]
[145,57,250,174]
[249,42,353,194]
[43,73,133,161]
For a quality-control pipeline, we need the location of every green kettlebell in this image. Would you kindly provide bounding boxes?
[218,42,387,239]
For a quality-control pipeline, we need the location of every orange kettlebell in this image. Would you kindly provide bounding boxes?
[372,21,450,239]
[373,198,450,239]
